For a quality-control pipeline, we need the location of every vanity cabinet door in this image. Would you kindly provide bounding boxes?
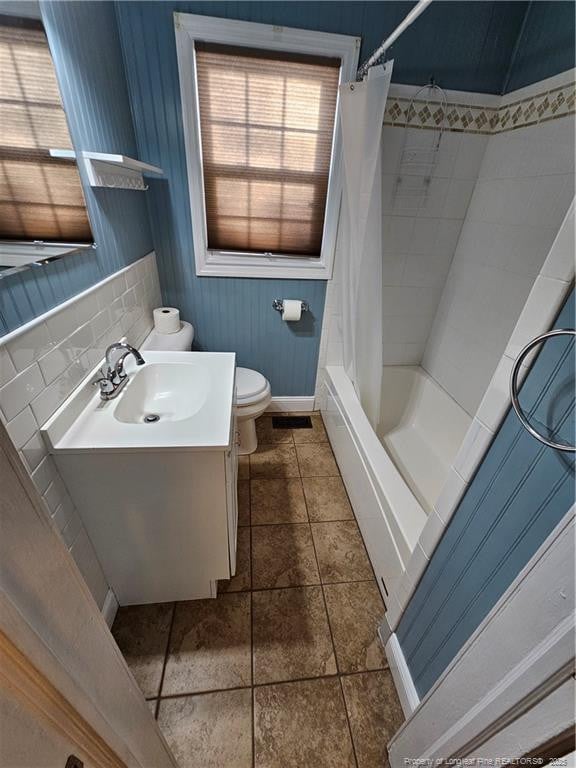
[225,415,239,575]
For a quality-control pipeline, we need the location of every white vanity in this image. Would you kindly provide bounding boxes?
[42,351,238,605]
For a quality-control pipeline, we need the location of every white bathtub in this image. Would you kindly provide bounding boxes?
[321,365,471,603]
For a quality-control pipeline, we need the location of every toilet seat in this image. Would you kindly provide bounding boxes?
[236,367,269,406]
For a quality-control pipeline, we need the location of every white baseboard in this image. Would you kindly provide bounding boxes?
[266,396,315,413]
[386,633,420,717]
[101,588,119,628]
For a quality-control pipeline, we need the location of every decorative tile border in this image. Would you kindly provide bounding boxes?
[384,79,575,134]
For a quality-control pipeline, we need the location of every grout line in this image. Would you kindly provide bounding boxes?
[250,588,255,768]
[155,601,176,719]
[338,674,360,768]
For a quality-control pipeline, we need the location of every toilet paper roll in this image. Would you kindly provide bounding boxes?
[281,299,302,322]
[153,307,180,334]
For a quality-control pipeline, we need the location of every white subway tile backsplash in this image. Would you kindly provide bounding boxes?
[0,252,160,613]
[7,322,54,373]
[6,407,37,449]
[0,364,44,421]
[0,347,17,387]
[21,430,48,472]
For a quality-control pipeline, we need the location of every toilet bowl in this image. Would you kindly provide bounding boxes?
[142,321,271,455]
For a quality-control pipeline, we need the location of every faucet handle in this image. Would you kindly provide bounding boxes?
[92,376,115,395]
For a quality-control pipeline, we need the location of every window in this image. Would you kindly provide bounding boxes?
[175,14,359,279]
[0,14,92,270]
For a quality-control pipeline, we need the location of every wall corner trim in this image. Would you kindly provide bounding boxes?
[385,632,421,718]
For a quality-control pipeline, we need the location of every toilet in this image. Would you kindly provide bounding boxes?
[142,321,271,455]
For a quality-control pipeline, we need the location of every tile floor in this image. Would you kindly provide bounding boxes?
[112,412,404,768]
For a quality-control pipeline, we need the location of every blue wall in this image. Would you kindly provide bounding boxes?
[397,288,575,698]
[504,1,576,93]
[2,1,573,394]
[0,1,153,335]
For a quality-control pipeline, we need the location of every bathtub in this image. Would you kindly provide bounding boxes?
[321,365,471,604]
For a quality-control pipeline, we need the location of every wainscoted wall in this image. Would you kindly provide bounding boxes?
[397,287,575,697]
[423,70,575,416]
[504,0,576,93]
[113,0,565,397]
[0,1,153,335]
[0,254,162,610]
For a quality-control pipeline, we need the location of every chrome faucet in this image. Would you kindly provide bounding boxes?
[93,342,145,400]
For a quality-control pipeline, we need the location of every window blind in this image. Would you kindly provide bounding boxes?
[194,42,340,257]
[0,15,92,243]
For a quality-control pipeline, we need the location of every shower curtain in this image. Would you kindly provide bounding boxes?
[338,61,393,429]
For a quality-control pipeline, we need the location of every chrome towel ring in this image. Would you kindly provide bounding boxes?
[510,328,576,453]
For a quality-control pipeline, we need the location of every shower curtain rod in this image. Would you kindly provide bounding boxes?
[356,0,433,80]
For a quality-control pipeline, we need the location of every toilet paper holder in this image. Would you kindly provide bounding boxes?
[272,299,309,313]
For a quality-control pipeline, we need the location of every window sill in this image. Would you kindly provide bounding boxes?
[196,250,333,280]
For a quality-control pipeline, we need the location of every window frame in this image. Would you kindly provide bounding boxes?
[174,13,360,280]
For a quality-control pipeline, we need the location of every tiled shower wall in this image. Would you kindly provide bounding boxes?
[423,70,576,415]
[0,254,162,610]
[316,69,575,404]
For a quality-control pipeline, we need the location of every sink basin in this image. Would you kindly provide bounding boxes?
[41,350,236,452]
[114,363,210,424]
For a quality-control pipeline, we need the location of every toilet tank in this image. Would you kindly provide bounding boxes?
[142,321,194,351]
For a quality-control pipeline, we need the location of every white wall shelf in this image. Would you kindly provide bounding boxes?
[50,149,163,191]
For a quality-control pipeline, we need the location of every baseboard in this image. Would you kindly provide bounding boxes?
[266,396,315,413]
[385,633,420,717]
[101,588,119,628]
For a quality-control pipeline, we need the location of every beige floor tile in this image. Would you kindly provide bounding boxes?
[324,582,387,673]
[256,414,294,444]
[311,521,373,583]
[163,594,251,695]
[237,479,250,526]
[111,603,173,699]
[250,444,300,478]
[341,671,404,768]
[158,689,252,768]
[292,413,328,444]
[296,443,339,477]
[254,677,356,768]
[219,527,251,593]
[238,455,250,479]
[252,586,336,684]
[303,476,354,521]
[251,478,308,525]
[251,524,320,589]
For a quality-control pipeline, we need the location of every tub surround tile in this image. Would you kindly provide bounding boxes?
[251,524,319,589]
[341,671,404,768]
[292,413,328,444]
[237,479,250,526]
[250,478,308,525]
[256,415,294,445]
[452,418,495,483]
[311,522,374,583]
[158,689,252,768]
[323,582,387,674]
[253,678,356,768]
[296,443,339,477]
[434,467,468,524]
[252,586,337,685]
[111,602,174,699]
[163,594,251,695]
[250,444,300,478]
[219,527,251,593]
[303,476,354,522]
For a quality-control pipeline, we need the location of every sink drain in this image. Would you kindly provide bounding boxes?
[143,413,160,423]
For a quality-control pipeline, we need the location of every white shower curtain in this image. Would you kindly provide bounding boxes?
[338,61,393,429]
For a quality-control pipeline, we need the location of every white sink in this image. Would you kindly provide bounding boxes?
[42,350,236,452]
[114,362,210,424]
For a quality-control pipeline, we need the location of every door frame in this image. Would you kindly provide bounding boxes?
[387,506,575,764]
[0,421,178,767]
